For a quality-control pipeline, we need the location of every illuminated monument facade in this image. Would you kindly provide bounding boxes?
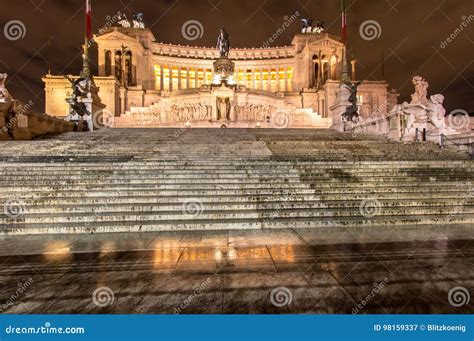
[43,27,396,128]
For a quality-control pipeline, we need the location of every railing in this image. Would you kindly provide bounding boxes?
[440,133,474,156]
[415,128,427,142]
[415,128,447,144]
[414,129,474,155]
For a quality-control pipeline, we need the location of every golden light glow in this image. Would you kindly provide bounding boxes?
[154,65,293,91]
[171,67,179,90]
[189,69,196,88]
[266,245,295,263]
[196,68,204,87]
[287,67,293,91]
[180,69,188,87]
[153,248,182,269]
[100,241,116,256]
[43,241,72,262]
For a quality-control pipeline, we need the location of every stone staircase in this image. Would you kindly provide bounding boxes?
[0,128,472,235]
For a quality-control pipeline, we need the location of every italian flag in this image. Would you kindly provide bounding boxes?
[341,0,347,44]
[86,0,92,41]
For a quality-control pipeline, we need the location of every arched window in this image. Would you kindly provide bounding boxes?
[312,55,320,88]
[320,55,328,85]
[115,51,122,82]
[105,50,112,76]
[125,51,133,85]
[330,55,337,80]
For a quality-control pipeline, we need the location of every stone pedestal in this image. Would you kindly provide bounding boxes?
[387,112,403,140]
[12,112,31,140]
[119,87,127,114]
[67,96,106,131]
[66,77,106,131]
[212,58,236,87]
[330,83,351,132]
[0,107,11,140]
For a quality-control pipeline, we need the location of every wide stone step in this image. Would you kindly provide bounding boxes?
[1,186,471,199]
[2,206,473,225]
[0,159,471,165]
[0,160,471,168]
[262,214,474,229]
[2,173,471,181]
[2,214,472,235]
[16,193,470,206]
[0,165,474,176]
[1,168,471,177]
[1,163,471,169]
[0,172,471,181]
[0,180,471,191]
[18,198,473,214]
[10,194,473,207]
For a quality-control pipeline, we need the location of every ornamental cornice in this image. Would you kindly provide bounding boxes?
[151,55,295,69]
[151,42,295,60]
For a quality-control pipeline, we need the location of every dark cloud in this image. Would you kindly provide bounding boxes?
[0,0,472,112]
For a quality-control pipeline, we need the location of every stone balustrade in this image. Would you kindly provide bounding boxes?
[152,42,294,60]
[1,100,85,141]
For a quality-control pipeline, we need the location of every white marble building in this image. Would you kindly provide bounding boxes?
[43,27,397,128]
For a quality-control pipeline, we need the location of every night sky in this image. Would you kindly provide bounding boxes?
[0,0,472,113]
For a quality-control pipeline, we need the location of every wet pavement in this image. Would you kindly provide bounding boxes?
[0,225,473,314]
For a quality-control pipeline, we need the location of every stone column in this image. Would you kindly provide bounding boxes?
[203,69,207,85]
[252,70,256,89]
[327,61,331,82]
[212,96,218,121]
[160,65,164,91]
[120,87,127,114]
[351,60,357,81]
[169,66,173,92]
[267,69,271,92]
[328,57,333,80]
[332,55,339,80]
[186,67,190,89]
[276,67,280,92]
[178,67,182,90]
[98,49,104,76]
[112,50,117,77]
[260,69,264,90]
[284,67,288,92]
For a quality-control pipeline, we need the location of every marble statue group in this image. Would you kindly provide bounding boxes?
[117,13,145,28]
[0,73,12,104]
[342,81,361,124]
[390,76,454,136]
[301,19,325,34]
[65,76,91,118]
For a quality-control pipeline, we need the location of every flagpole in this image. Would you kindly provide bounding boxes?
[81,0,92,79]
[341,0,347,45]
[341,0,351,84]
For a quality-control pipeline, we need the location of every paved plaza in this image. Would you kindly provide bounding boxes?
[0,225,472,314]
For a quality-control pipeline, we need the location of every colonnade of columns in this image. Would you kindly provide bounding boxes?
[153,65,293,92]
